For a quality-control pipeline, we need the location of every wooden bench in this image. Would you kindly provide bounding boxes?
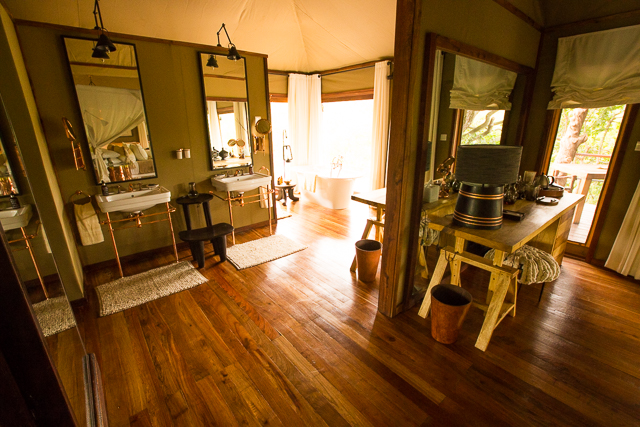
[178,223,234,268]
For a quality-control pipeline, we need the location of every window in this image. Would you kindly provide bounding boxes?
[320,100,373,192]
[546,105,626,244]
[460,109,505,145]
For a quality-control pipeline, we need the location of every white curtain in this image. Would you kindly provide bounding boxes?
[428,52,444,181]
[75,85,145,149]
[288,74,322,166]
[370,61,391,190]
[605,180,640,279]
[207,100,223,151]
[549,24,640,109]
[450,56,517,110]
[76,85,145,183]
[233,102,249,157]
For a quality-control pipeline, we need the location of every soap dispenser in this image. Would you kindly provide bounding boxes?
[9,192,20,209]
[101,181,109,196]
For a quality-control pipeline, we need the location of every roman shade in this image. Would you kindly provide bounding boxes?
[548,24,640,109]
[450,56,517,111]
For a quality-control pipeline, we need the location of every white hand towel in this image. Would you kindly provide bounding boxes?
[74,202,104,246]
[259,187,271,209]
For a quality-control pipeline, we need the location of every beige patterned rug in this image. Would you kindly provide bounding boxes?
[226,235,307,270]
[32,296,77,337]
[96,261,208,317]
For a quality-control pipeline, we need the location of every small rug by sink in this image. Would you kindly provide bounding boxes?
[96,261,207,317]
[226,234,307,270]
[33,296,77,337]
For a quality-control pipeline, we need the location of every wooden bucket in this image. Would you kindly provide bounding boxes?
[355,239,382,282]
[430,284,472,344]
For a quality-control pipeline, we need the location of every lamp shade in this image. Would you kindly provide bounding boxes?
[455,145,522,185]
[206,54,219,68]
[96,33,117,53]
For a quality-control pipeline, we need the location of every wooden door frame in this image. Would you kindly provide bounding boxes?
[536,104,638,261]
[380,17,535,316]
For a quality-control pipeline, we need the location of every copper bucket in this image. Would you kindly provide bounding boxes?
[430,284,472,344]
[355,239,382,282]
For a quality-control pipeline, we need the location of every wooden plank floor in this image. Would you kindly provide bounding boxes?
[69,196,640,426]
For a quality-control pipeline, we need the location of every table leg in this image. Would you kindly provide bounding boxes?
[573,175,592,224]
[475,273,511,351]
[375,207,383,241]
[287,187,299,201]
[202,200,212,227]
[181,204,192,230]
[418,250,449,317]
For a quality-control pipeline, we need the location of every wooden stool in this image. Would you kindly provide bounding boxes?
[178,223,234,268]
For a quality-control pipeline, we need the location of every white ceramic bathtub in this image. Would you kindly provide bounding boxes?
[292,166,361,210]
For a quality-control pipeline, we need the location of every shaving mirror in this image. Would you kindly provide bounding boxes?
[199,52,252,170]
[63,37,158,184]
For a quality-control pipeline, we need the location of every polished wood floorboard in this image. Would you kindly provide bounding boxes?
[69,196,640,426]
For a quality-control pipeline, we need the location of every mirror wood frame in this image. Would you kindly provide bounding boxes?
[0,132,21,197]
[379,32,536,317]
[62,36,158,185]
[197,51,253,172]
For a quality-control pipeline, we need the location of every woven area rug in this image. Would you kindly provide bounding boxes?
[226,235,307,270]
[33,296,77,337]
[96,261,207,317]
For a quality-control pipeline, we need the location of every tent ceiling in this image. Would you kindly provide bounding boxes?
[2,0,397,73]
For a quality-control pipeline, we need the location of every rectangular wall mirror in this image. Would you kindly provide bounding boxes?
[199,52,252,170]
[63,37,157,184]
[0,133,20,196]
[431,49,528,175]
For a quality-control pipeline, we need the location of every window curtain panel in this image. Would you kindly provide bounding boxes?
[428,52,444,181]
[233,102,249,157]
[207,100,223,151]
[75,85,146,183]
[370,61,391,190]
[605,179,640,279]
[288,74,322,166]
[548,24,640,109]
[449,56,517,110]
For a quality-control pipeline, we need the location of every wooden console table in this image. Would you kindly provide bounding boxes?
[418,193,584,351]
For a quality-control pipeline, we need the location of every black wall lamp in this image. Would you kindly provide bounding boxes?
[216,23,242,61]
[92,0,116,59]
[206,54,219,68]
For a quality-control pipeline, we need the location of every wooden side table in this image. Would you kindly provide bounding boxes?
[176,194,214,230]
[275,184,299,206]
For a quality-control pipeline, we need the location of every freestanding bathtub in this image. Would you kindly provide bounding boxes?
[291,166,361,210]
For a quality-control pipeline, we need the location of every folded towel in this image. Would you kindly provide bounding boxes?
[74,201,104,246]
[259,187,271,209]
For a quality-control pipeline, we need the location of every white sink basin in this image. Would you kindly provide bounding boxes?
[96,186,171,213]
[0,204,33,230]
[211,173,272,192]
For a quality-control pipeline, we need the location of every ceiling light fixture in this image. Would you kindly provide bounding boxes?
[92,0,117,59]
[206,54,219,68]
[216,23,242,61]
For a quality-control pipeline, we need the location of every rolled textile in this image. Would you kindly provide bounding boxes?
[74,201,104,246]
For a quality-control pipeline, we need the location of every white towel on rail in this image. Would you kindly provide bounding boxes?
[74,201,104,246]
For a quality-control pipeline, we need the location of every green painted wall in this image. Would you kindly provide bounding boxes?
[12,23,272,271]
[521,16,640,262]
[0,6,84,299]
